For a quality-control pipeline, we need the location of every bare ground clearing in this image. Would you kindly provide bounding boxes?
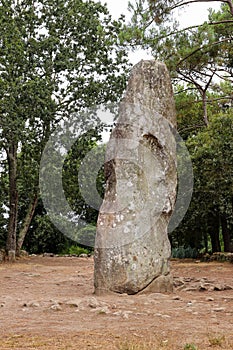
[0,256,233,349]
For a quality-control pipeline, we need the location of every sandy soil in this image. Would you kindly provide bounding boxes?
[0,256,233,350]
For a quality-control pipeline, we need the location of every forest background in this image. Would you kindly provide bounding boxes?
[0,0,233,260]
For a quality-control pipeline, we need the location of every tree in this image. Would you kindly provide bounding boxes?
[164,79,233,254]
[124,1,233,253]
[21,131,106,253]
[147,0,233,22]
[0,158,8,248]
[0,0,129,259]
[125,2,233,125]
[63,133,106,228]
[174,85,206,139]
[172,101,233,253]
[189,111,233,251]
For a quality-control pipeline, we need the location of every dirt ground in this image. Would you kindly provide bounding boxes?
[0,256,233,350]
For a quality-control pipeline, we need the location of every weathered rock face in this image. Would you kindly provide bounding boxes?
[94,60,177,295]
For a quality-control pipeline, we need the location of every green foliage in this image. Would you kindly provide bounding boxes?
[1,0,232,256]
[172,246,199,259]
[76,224,96,248]
[187,112,233,216]
[168,77,233,253]
[125,2,233,125]
[0,0,130,252]
[61,245,90,256]
[171,105,233,253]
[175,85,205,140]
[62,134,106,229]
[23,212,71,254]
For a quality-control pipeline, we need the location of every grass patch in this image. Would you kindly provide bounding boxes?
[118,338,170,350]
[183,344,198,350]
[208,334,225,347]
[118,342,156,350]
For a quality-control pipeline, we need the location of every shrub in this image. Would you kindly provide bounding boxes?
[61,245,90,256]
[76,224,96,248]
[172,246,199,259]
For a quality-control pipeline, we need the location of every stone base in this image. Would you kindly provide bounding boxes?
[95,274,173,296]
[138,274,173,294]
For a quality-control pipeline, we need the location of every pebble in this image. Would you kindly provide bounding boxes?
[23,301,40,308]
[155,313,170,318]
[88,297,100,308]
[50,304,62,311]
[95,306,110,314]
[112,310,133,318]
[122,311,133,319]
[113,311,122,317]
[65,299,83,307]
[206,297,214,301]
[212,307,225,312]
[43,253,54,257]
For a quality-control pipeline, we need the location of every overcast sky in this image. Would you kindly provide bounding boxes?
[97,0,221,63]
[101,0,221,24]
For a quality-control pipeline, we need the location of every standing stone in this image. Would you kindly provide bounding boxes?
[94,60,177,295]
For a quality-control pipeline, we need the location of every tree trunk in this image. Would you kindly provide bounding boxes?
[203,231,208,253]
[221,214,231,252]
[16,195,38,256]
[227,0,233,16]
[6,143,18,261]
[208,213,221,253]
[202,90,209,126]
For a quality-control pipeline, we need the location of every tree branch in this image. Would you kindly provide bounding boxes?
[169,0,229,14]
[209,69,233,82]
[179,95,233,105]
[203,71,215,93]
[178,123,206,133]
[177,37,232,66]
[150,0,233,25]
[209,19,233,25]
[169,19,233,37]
[174,86,198,94]
[177,69,204,90]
